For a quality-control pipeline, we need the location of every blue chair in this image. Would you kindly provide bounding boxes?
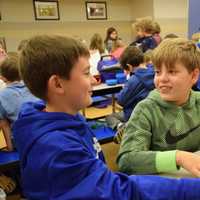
[0,151,19,171]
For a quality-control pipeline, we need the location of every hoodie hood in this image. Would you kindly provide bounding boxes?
[134,67,155,90]
[13,101,90,163]
[146,89,196,109]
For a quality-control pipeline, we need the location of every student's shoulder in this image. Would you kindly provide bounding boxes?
[0,86,14,99]
[37,129,85,153]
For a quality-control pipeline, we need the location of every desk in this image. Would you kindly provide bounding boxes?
[0,151,19,171]
[82,83,123,117]
[93,83,123,113]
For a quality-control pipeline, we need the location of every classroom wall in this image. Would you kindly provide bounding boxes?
[0,0,133,51]
[188,0,200,38]
[153,0,188,38]
[130,0,188,39]
[0,0,189,51]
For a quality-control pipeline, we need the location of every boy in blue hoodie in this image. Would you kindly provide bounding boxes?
[13,35,200,200]
[130,18,157,52]
[106,46,154,130]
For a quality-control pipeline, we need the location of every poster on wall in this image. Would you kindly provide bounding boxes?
[33,0,60,20]
[85,1,107,20]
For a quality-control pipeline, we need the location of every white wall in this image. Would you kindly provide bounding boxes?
[0,0,133,51]
[153,0,188,38]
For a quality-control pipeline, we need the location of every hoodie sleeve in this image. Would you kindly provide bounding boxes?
[117,75,142,107]
[117,101,178,174]
[47,136,200,200]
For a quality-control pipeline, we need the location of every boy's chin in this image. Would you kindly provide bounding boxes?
[85,98,93,107]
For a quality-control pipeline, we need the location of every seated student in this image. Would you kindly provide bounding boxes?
[0,52,38,151]
[104,27,118,53]
[130,18,157,52]
[89,33,105,76]
[12,35,200,199]
[117,38,200,176]
[106,46,155,130]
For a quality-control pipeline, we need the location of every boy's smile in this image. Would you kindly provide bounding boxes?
[60,56,97,114]
[154,62,199,106]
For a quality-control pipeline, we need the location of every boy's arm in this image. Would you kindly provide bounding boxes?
[48,139,200,199]
[117,76,140,107]
[117,103,178,174]
[0,119,13,151]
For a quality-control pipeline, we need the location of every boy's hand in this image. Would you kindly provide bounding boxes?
[176,150,200,177]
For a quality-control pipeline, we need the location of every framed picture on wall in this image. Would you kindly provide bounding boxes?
[33,0,60,20]
[85,1,107,20]
[0,37,7,52]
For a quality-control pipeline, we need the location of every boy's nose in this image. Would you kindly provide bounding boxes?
[159,72,169,82]
[91,75,97,85]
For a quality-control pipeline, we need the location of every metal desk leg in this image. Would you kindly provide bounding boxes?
[112,94,115,113]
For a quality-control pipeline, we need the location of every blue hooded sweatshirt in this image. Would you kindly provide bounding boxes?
[13,101,200,199]
[117,67,155,121]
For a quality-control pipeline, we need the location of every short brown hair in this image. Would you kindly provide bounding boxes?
[120,46,144,70]
[133,19,155,34]
[0,52,21,82]
[19,35,90,100]
[152,38,200,72]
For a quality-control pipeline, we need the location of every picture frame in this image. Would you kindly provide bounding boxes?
[33,0,60,20]
[85,1,107,20]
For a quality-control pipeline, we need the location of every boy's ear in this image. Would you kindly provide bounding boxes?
[192,68,200,84]
[126,64,133,72]
[47,75,65,95]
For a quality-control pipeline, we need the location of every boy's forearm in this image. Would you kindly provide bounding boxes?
[117,150,158,174]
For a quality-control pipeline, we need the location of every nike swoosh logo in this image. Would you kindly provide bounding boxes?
[166,124,200,144]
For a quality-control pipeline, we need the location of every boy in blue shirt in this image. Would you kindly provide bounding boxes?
[106,46,154,130]
[0,53,38,151]
[13,35,200,199]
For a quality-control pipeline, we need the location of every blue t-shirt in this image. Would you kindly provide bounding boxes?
[0,81,38,124]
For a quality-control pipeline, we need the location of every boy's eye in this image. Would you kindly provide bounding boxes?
[155,70,160,75]
[169,70,177,74]
[84,71,90,76]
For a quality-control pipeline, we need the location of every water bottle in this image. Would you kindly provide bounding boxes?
[0,188,6,200]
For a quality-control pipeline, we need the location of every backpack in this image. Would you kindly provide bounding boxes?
[97,55,123,82]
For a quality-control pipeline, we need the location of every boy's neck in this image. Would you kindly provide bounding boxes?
[45,102,78,116]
